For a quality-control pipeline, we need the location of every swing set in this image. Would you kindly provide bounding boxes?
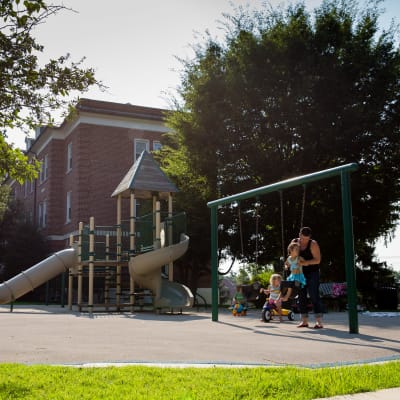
[232,184,307,275]
[207,163,359,334]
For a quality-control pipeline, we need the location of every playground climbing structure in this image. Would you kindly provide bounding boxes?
[0,151,193,312]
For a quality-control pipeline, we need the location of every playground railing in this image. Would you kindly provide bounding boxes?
[78,211,187,261]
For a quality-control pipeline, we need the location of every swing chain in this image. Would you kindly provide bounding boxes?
[254,199,261,265]
[300,184,306,229]
[279,190,285,262]
[238,203,244,258]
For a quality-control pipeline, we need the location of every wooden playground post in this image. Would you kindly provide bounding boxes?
[130,192,135,312]
[116,195,122,310]
[77,221,83,311]
[155,200,161,249]
[68,234,74,309]
[88,216,95,314]
[152,195,157,245]
[105,234,110,312]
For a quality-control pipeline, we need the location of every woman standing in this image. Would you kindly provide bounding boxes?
[294,227,324,329]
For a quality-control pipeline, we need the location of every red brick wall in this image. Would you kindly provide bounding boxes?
[10,102,167,255]
[71,123,163,228]
[13,122,164,245]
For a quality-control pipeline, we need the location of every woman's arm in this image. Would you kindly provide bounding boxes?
[299,240,321,266]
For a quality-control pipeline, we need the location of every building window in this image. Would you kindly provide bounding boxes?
[39,155,48,183]
[38,203,42,226]
[44,154,49,180]
[39,160,44,183]
[153,141,162,151]
[134,139,149,161]
[38,201,47,228]
[67,142,72,172]
[66,191,72,223]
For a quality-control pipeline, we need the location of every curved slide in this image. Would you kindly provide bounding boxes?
[0,248,77,305]
[129,234,194,309]
[0,237,193,309]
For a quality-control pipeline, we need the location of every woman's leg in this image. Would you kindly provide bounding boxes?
[298,285,309,327]
[307,271,323,327]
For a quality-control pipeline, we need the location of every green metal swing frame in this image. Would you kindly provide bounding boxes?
[207,163,359,333]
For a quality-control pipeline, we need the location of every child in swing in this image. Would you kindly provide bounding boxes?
[284,242,307,289]
[259,274,285,322]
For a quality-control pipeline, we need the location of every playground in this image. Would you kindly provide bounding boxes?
[0,160,399,398]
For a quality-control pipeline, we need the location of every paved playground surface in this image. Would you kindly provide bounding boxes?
[1,305,399,367]
[1,305,399,399]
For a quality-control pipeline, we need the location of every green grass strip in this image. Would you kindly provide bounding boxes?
[0,361,399,399]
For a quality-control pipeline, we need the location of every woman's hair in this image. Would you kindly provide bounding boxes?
[269,273,282,285]
[300,226,312,237]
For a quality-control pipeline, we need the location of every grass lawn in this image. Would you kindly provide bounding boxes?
[0,361,399,399]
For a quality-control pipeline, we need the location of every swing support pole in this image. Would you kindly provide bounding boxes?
[207,163,359,334]
[341,170,358,333]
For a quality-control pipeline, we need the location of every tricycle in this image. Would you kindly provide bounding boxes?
[261,301,295,322]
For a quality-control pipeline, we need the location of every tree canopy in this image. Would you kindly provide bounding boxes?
[0,0,102,184]
[160,0,400,283]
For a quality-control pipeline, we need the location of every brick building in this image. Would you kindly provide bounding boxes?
[10,98,169,252]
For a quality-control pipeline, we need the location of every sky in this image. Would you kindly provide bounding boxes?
[6,0,400,271]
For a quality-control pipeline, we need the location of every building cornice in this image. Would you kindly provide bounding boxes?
[25,99,170,157]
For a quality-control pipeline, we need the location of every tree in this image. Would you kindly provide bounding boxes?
[1,134,40,184]
[0,198,49,281]
[162,0,400,284]
[1,0,102,183]
[155,133,213,289]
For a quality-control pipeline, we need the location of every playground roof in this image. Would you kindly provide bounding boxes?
[111,150,178,199]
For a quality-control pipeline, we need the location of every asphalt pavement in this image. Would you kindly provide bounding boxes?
[0,305,399,399]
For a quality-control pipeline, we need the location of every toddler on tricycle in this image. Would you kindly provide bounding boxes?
[260,274,294,322]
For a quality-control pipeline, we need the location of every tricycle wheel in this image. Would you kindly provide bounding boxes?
[262,309,272,322]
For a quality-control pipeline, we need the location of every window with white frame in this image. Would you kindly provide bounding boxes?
[44,154,49,180]
[38,203,42,226]
[66,191,72,223]
[43,200,47,227]
[67,142,72,172]
[134,139,149,161]
[39,159,44,183]
[38,200,47,228]
[153,141,162,152]
[38,155,49,183]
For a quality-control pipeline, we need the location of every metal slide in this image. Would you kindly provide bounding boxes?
[0,248,77,305]
[129,234,194,309]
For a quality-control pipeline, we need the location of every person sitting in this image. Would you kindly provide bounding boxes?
[232,285,247,316]
[260,274,284,322]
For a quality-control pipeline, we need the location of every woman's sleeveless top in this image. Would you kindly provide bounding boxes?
[299,239,319,274]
